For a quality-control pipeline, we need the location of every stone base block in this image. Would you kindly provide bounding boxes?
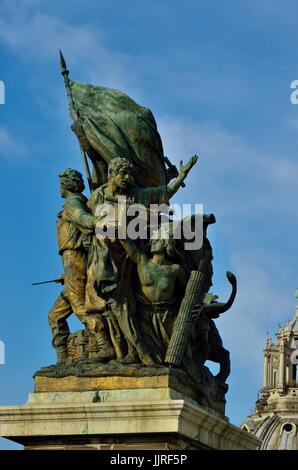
[0,384,260,450]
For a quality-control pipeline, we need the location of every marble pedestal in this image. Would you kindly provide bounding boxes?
[0,374,260,450]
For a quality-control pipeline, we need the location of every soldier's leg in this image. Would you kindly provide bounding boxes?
[48,292,72,364]
[64,251,115,360]
[83,314,115,361]
[70,292,115,360]
[110,301,154,366]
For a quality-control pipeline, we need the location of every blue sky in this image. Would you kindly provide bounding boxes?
[1,0,298,450]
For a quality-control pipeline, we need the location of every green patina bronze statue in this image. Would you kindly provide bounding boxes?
[35,53,238,414]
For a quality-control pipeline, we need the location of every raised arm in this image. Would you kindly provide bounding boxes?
[167,155,198,199]
[119,238,144,264]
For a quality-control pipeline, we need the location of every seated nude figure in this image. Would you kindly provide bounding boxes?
[119,237,187,360]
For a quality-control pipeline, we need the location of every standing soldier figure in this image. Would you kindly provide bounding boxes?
[48,168,115,364]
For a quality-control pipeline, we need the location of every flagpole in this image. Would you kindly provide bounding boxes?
[59,50,93,192]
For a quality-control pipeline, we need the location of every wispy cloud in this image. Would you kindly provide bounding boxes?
[158,115,298,221]
[0,3,141,97]
[0,127,26,159]
[221,247,294,364]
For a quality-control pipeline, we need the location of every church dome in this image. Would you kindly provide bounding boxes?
[242,292,298,450]
[243,415,298,450]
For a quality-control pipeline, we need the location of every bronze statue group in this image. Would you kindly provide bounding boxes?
[48,156,236,404]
